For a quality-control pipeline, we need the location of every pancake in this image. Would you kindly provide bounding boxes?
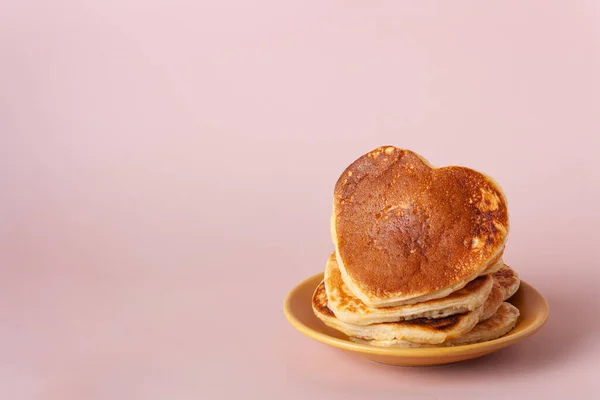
[480,278,504,321]
[331,146,509,307]
[481,249,505,274]
[351,302,519,348]
[324,253,493,325]
[312,281,483,344]
[493,264,520,300]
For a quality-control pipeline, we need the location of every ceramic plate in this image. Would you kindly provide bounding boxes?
[284,273,549,366]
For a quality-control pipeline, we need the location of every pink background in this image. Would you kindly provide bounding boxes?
[1,1,599,398]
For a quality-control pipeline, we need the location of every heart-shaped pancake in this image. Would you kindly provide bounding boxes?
[332,146,508,307]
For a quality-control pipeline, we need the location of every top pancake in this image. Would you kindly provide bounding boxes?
[332,146,509,307]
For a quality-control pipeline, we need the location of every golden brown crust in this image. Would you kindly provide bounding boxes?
[312,282,335,318]
[333,146,509,304]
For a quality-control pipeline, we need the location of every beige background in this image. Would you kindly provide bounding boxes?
[1,1,599,398]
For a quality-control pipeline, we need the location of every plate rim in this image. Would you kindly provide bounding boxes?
[283,273,549,357]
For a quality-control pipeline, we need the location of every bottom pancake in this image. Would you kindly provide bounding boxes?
[312,282,483,345]
[351,302,519,348]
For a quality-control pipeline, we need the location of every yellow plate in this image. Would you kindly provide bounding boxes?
[284,273,549,366]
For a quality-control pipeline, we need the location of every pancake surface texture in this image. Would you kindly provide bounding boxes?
[493,265,520,300]
[332,146,509,307]
[312,282,483,344]
[324,253,493,325]
[480,278,504,321]
[482,251,506,274]
[351,302,520,348]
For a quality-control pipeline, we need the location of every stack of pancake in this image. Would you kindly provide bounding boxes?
[312,146,521,347]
